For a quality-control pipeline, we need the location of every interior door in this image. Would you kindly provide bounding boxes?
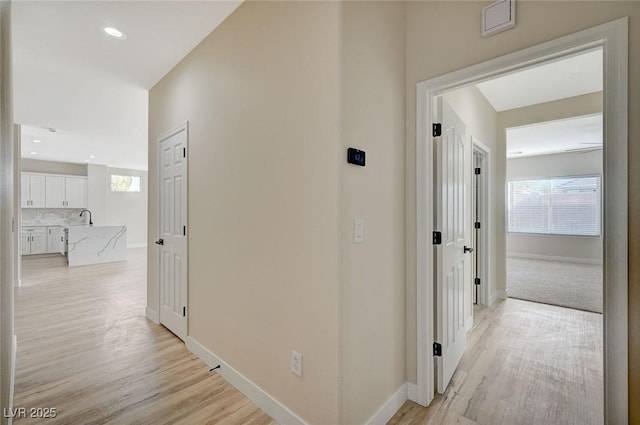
[434,97,472,393]
[157,125,188,340]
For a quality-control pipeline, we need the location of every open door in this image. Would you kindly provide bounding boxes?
[434,97,472,393]
[157,123,189,341]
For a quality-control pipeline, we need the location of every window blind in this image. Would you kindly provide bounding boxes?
[508,175,600,236]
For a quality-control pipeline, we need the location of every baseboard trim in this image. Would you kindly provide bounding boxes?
[490,290,508,305]
[186,336,308,425]
[128,243,147,249]
[365,383,408,425]
[508,253,602,265]
[407,383,418,403]
[145,306,159,323]
[8,334,17,425]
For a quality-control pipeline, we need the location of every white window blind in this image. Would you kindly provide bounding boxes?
[508,175,600,236]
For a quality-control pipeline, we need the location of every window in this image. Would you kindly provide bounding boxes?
[111,175,141,192]
[508,175,600,236]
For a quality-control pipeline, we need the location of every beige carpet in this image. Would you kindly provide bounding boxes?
[507,257,603,313]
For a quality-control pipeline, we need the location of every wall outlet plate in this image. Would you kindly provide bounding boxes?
[291,350,302,377]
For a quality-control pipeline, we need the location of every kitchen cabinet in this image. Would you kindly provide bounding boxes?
[22,227,47,255]
[47,227,66,255]
[21,174,46,208]
[45,176,87,208]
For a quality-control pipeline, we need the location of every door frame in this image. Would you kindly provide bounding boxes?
[414,18,628,423]
[471,136,490,307]
[155,121,189,338]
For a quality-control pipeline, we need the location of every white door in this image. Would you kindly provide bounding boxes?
[30,233,47,254]
[45,176,65,208]
[434,98,472,393]
[20,234,30,255]
[65,177,87,208]
[157,124,188,340]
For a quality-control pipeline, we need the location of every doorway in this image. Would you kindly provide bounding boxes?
[414,18,628,423]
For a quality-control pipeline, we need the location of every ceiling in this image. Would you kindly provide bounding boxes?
[13,0,242,170]
[506,114,602,159]
[476,49,602,112]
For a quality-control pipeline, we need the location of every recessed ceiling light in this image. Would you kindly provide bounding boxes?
[85,159,90,163]
[89,155,95,159]
[29,151,37,155]
[104,26,126,39]
[33,139,42,143]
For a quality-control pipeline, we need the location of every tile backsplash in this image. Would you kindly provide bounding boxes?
[22,209,89,226]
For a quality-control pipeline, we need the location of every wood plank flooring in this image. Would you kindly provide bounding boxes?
[388,299,603,425]
[14,249,275,425]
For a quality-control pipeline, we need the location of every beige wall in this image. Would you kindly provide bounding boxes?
[507,150,603,262]
[149,2,341,424]
[339,3,406,424]
[405,2,640,421]
[21,158,87,176]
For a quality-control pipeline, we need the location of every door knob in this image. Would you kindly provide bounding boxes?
[155,239,164,246]
[464,245,474,253]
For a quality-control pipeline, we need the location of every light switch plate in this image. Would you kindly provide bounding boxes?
[354,218,364,243]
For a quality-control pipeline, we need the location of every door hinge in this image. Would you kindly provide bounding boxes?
[474,222,481,229]
[475,167,481,175]
[474,277,481,286]
[432,231,442,245]
[433,342,442,357]
[183,147,186,158]
[183,306,186,317]
[432,123,442,137]
[183,225,186,236]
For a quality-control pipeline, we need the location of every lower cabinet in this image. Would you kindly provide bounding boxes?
[47,227,66,255]
[22,227,47,255]
[22,226,66,256]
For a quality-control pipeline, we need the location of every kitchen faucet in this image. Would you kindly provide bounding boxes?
[80,209,93,225]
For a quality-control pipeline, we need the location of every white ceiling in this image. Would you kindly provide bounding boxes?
[476,49,602,112]
[506,114,602,159]
[13,0,242,170]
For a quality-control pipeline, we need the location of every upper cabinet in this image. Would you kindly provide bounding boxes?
[45,175,88,208]
[21,174,46,208]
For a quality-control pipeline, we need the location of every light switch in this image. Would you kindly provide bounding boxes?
[354,218,364,243]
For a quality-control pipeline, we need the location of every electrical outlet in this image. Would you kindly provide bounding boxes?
[291,350,302,377]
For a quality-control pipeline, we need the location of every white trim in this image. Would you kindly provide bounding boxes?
[472,137,491,307]
[127,243,147,249]
[8,334,17,425]
[145,306,159,324]
[407,383,418,403]
[507,253,602,265]
[490,290,508,306]
[186,336,309,425]
[415,18,628,423]
[364,383,408,425]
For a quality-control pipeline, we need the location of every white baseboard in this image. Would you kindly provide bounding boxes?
[407,383,418,403]
[508,253,602,265]
[186,337,308,425]
[490,290,508,305]
[365,383,408,425]
[8,334,17,425]
[145,306,159,323]
[128,243,147,249]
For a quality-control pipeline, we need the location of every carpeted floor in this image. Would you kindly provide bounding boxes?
[507,257,603,313]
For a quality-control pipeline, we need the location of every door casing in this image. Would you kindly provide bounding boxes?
[414,18,628,424]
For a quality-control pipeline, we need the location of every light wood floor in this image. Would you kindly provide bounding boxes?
[14,249,275,425]
[388,299,603,425]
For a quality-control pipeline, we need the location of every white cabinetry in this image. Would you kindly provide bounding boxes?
[21,174,46,208]
[47,227,66,255]
[45,176,87,208]
[22,227,47,255]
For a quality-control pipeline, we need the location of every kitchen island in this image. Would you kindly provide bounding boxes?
[67,225,127,266]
